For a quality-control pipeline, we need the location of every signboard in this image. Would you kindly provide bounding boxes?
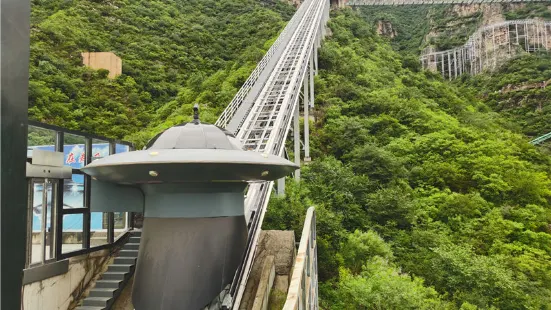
[28,143,130,232]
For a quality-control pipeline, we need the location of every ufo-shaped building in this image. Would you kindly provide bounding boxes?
[81,108,298,309]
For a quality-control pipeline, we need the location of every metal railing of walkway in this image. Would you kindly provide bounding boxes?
[215,0,329,308]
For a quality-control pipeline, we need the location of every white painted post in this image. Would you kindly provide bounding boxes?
[304,62,311,162]
[294,101,301,181]
[277,178,286,197]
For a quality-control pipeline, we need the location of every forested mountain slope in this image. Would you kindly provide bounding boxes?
[463,54,551,144]
[265,9,551,309]
[29,0,294,144]
[358,3,551,55]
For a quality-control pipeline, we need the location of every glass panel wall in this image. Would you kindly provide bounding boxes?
[90,212,109,246]
[29,180,55,265]
[27,126,56,151]
[62,214,84,253]
[25,121,134,265]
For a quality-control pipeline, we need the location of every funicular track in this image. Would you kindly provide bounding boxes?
[215,0,329,308]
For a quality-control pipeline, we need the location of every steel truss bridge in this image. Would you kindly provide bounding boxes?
[346,0,550,5]
[213,0,329,308]
[421,19,551,79]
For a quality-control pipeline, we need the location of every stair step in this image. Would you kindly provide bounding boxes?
[89,288,117,298]
[119,250,139,257]
[123,243,140,250]
[83,297,112,307]
[102,271,127,280]
[131,230,142,237]
[129,236,141,243]
[114,257,136,265]
[95,280,122,289]
[108,264,134,273]
[75,307,105,310]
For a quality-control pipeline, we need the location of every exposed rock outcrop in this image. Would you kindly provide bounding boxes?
[377,20,397,38]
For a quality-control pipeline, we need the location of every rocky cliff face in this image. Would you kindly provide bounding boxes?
[376,20,397,38]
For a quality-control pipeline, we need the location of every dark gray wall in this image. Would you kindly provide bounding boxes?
[1,0,31,308]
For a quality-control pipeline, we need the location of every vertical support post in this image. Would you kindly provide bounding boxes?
[309,50,315,108]
[479,35,483,73]
[304,57,312,162]
[41,178,49,264]
[55,132,64,260]
[277,178,286,197]
[83,138,92,249]
[524,22,530,52]
[441,54,445,77]
[545,24,549,51]
[294,102,301,181]
[516,23,519,45]
[1,0,31,306]
[508,25,512,55]
[454,50,458,78]
[108,142,116,243]
[447,53,452,80]
[314,46,319,75]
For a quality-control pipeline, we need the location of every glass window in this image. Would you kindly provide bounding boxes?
[63,174,84,209]
[27,126,56,157]
[29,180,54,264]
[114,212,128,239]
[90,212,109,246]
[92,139,109,161]
[62,214,84,253]
[116,143,130,154]
[64,133,86,168]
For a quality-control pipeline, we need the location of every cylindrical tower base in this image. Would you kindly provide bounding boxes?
[132,216,247,310]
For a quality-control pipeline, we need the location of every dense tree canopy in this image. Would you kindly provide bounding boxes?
[29,0,294,145]
[463,54,551,142]
[265,9,551,309]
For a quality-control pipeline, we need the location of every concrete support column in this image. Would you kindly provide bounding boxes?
[294,101,301,181]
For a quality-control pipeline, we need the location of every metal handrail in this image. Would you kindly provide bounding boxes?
[283,207,318,310]
[530,131,551,145]
[348,0,547,5]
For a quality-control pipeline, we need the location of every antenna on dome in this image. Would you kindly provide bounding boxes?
[193,104,200,125]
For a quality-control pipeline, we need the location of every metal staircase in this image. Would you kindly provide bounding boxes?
[75,231,141,310]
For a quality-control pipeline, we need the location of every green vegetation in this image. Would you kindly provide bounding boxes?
[463,54,551,141]
[29,0,294,145]
[504,3,551,20]
[265,9,551,309]
[359,4,551,56]
[355,6,432,55]
[356,4,480,53]
[30,0,551,308]
[426,6,482,51]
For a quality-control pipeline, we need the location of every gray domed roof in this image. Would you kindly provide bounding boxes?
[81,107,298,184]
[145,122,243,151]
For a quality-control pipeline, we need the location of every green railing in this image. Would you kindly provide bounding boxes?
[530,131,551,145]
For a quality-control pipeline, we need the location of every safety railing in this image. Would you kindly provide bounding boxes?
[531,131,551,145]
[348,0,546,5]
[283,207,318,310]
